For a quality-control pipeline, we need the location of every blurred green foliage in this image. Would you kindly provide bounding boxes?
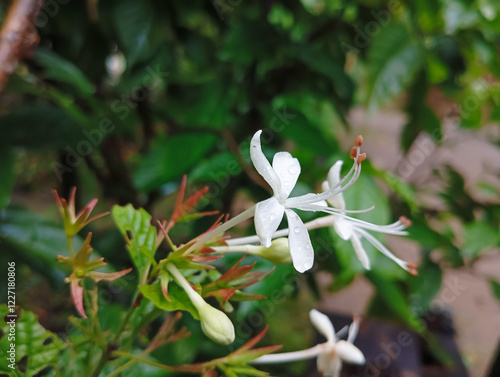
[1,0,500,375]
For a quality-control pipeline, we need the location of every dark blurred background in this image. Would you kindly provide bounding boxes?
[0,0,499,376]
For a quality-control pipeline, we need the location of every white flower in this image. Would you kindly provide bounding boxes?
[322,161,417,274]
[252,309,365,377]
[250,130,364,273]
[309,309,365,377]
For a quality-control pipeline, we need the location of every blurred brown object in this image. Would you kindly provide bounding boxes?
[308,313,468,377]
[0,0,44,91]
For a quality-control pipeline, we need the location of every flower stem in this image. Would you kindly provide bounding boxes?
[183,205,256,255]
[111,351,176,371]
[66,236,75,257]
[166,263,204,310]
[252,344,323,364]
[211,244,262,254]
[226,215,337,245]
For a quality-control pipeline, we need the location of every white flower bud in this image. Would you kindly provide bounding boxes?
[197,302,235,345]
[255,238,292,264]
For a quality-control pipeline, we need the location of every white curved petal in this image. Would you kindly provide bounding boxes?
[272,151,301,201]
[347,319,360,344]
[286,193,326,209]
[254,197,285,247]
[333,217,353,240]
[325,161,346,210]
[285,209,314,273]
[309,309,335,342]
[351,232,371,270]
[250,131,282,195]
[335,340,365,365]
[317,351,342,377]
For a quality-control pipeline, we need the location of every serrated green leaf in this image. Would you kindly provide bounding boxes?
[0,305,66,376]
[112,204,157,280]
[140,283,199,320]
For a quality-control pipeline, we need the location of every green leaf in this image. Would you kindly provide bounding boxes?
[0,305,65,376]
[462,221,498,259]
[0,103,83,149]
[189,151,241,182]
[0,207,84,277]
[0,147,15,209]
[133,132,216,191]
[112,204,157,280]
[296,44,354,101]
[365,162,418,213]
[35,49,95,97]
[140,283,199,320]
[367,272,422,328]
[113,0,158,67]
[409,258,442,313]
[443,0,478,34]
[367,22,424,111]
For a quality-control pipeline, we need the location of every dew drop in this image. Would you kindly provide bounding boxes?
[294,226,301,233]
[269,213,276,220]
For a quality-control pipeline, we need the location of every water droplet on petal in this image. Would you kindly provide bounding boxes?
[294,226,301,233]
[269,213,276,220]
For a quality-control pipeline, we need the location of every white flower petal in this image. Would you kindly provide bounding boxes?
[254,197,285,247]
[309,309,335,342]
[272,151,301,201]
[351,232,371,270]
[333,216,353,240]
[285,209,314,273]
[335,340,365,365]
[250,130,282,195]
[347,319,360,344]
[317,350,342,377]
[323,161,346,209]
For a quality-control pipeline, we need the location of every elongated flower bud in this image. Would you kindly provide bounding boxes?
[255,238,292,264]
[197,301,235,345]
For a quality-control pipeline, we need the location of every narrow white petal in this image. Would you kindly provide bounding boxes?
[327,160,343,187]
[250,131,282,196]
[351,232,371,270]
[254,197,285,247]
[272,151,301,201]
[309,309,335,343]
[333,216,353,241]
[347,319,360,344]
[325,161,346,210]
[335,340,365,365]
[285,209,314,273]
[317,352,342,377]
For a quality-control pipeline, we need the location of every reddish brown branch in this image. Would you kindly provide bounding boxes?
[0,0,45,91]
